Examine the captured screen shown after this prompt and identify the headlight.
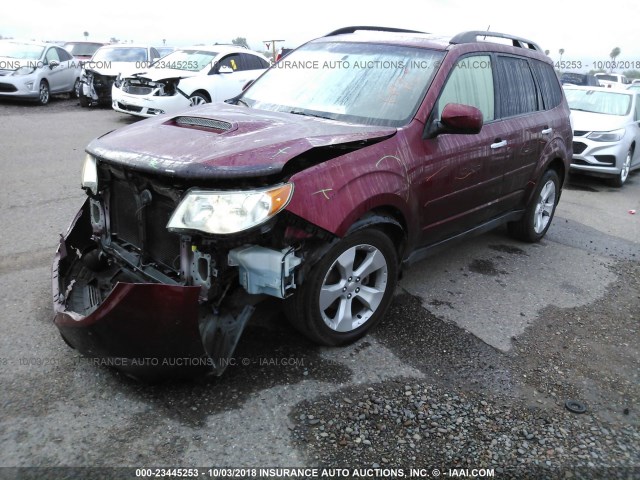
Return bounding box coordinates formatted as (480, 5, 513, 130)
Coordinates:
(167, 184, 294, 235)
(81, 154, 98, 195)
(12, 66, 36, 76)
(587, 128, 625, 142)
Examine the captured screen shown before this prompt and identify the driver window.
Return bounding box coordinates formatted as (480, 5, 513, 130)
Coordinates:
(437, 55, 494, 121)
(45, 48, 61, 64)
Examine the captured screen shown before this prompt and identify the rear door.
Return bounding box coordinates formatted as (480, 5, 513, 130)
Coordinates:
(493, 55, 548, 208)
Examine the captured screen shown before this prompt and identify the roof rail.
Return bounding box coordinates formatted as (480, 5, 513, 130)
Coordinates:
(325, 26, 427, 37)
(449, 31, 542, 52)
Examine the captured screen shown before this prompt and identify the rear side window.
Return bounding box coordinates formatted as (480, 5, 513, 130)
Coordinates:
(438, 55, 495, 121)
(531, 60, 563, 110)
(496, 56, 538, 117)
(242, 54, 268, 70)
(57, 47, 73, 62)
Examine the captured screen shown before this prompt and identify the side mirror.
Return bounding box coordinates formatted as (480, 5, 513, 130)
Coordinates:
(426, 103, 483, 138)
(49, 60, 60, 69)
(218, 65, 233, 74)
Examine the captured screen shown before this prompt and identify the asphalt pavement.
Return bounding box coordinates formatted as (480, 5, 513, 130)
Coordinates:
(0, 96, 637, 477)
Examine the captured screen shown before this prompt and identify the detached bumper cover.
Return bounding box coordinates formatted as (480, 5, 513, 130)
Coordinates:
(52, 201, 252, 379)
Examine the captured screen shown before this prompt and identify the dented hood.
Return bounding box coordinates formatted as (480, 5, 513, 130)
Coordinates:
(87, 103, 397, 179)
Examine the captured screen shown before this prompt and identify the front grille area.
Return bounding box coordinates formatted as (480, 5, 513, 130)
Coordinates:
(109, 179, 180, 270)
(573, 142, 587, 154)
(116, 102, 143, 113)
(123, 85, 153, 95)
(0, 83, 17, 92)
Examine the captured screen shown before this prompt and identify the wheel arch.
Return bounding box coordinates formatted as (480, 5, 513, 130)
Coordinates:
(190, 89, 211, 102)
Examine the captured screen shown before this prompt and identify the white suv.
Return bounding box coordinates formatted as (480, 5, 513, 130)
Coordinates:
(111, 45, 269, 117)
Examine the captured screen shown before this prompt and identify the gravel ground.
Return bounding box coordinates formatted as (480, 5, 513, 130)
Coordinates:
(291, 261, 640, 478)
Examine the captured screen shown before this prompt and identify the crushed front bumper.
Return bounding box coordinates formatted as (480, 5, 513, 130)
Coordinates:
(111, 87, 190, 117)
(52, 200, 254, 380)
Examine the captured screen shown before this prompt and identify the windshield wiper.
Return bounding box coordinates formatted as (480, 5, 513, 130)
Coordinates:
(288, 110, 334, 120)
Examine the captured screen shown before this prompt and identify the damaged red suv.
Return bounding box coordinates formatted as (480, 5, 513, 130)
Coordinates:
(53, 27, 572, 378)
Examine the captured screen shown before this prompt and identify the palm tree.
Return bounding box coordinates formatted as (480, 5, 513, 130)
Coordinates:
(610, 47, 621, 72)
(83, 31, 89, 40)
(558, 48, 564, 63)
(544, 49, 550, 56)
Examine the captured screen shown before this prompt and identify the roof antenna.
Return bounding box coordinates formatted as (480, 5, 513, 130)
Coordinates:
(484, 25, 490, 40)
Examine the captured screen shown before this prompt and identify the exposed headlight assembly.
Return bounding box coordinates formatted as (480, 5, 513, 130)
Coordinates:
(167, 184, 294, 235)
(81, 153, 98, 195)
(587, 128, 625, 142)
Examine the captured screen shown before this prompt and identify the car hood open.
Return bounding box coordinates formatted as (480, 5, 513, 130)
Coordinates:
(87, 104, 397, 179)
(126, 68, 200, 82)
(85, 62, 147, 78)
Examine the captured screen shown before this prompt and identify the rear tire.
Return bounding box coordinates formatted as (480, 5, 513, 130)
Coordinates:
(284, 228, 398, 346)
(508, 169, 560, 242)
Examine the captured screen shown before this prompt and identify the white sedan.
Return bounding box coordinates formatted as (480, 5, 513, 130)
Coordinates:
(111, 45, 269, 117)
(565, 86, 640, 187)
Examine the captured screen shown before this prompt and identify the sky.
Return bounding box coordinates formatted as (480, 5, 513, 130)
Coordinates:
(2, 0, 639, 71)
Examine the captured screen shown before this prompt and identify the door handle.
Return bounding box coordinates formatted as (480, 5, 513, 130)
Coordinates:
(491, 140, 507, 149)
(541, 127, 553, 134)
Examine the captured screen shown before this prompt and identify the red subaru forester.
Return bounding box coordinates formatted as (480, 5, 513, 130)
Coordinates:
(53, 27, 572, 378)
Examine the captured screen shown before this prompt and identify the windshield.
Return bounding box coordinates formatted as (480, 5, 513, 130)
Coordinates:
(92, 47, 148, 62)
(0, 42, 44, 60)
(151, 49, 218, 71)
(595, 74, 619, 82)
(241, 41, 444, 127)
(565, 89, 631, 116)
(64, 42, 103, 56)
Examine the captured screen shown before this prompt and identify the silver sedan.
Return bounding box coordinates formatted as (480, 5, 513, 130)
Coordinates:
(0, 41, 81, 105)
(565, 86, 640, 187)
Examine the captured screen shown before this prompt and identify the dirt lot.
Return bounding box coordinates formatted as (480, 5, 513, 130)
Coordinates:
(0, 96, 638, 479)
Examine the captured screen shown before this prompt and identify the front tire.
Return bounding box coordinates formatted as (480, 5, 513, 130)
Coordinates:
(284, 228, 398, 346)
(37, 80, 50, 105)
(72, 78, 81, 99)
(78, 85, 90, 107)
(609, 149, 632, 188)
(508, 169, 560, 242)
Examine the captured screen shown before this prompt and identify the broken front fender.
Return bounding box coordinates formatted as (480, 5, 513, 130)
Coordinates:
(52, 200, 253, 380)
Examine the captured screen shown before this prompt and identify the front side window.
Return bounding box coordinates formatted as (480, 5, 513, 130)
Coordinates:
(242, 41, 444, 127)
(45, 47, 60, 64)
(496, 56, 538, 117)
(437, 55, 494, 121)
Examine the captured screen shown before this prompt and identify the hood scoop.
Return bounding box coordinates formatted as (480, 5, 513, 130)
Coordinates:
(171, 116, 234, 133)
